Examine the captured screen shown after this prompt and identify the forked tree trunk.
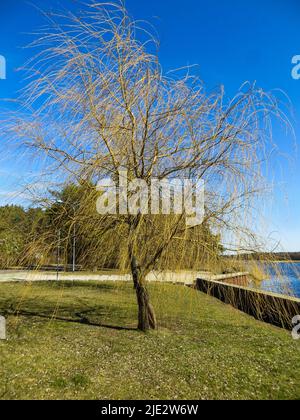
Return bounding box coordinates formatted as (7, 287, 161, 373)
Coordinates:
(131, 256, 157, 332)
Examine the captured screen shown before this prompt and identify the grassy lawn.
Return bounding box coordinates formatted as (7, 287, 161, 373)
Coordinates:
(0, 281, 299, 400)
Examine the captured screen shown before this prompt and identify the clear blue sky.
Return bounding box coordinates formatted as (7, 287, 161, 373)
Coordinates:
(0, 0, 300, 251)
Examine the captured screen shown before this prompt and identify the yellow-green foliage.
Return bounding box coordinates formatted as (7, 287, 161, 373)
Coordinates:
(249, 263, 268, 283)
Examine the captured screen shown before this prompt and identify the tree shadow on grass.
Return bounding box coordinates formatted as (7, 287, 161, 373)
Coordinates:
(4, 308, 137, 332)
(1, 301, 137, 332)
(43, 281, 130, 292)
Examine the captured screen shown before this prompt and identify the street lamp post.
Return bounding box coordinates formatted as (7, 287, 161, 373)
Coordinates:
(56, 229, 61, 281)
(72, 222, 76, 272)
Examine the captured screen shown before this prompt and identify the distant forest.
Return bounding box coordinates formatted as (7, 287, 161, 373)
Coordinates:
(238, 252, 300, 262)
(0, 185, 222, 270)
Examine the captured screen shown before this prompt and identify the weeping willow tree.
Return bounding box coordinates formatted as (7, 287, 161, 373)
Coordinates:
(4, 1, 289, 331)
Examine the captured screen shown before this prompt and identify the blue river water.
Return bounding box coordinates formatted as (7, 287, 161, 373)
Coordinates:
(254, 263, 300, 299)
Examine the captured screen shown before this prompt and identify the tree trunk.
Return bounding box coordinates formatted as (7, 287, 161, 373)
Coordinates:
(131, 256, 157, 332)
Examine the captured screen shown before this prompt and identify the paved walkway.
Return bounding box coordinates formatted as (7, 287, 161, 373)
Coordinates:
(0, 270, 249, 286)
(0, 270, 203, 285)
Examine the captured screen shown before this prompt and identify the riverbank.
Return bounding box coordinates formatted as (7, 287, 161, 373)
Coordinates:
(0, 281, 300, 400)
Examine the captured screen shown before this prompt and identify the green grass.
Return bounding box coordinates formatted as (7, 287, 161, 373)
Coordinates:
(0, 281, 299, 400)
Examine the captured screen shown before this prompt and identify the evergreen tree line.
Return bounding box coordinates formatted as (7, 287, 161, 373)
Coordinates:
(0, 185, 222, 271)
